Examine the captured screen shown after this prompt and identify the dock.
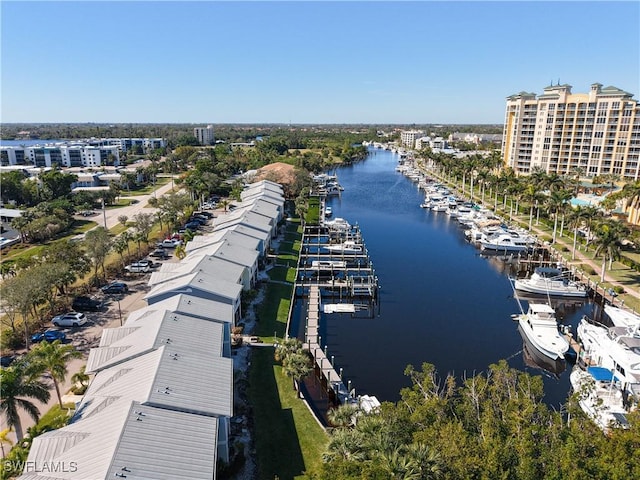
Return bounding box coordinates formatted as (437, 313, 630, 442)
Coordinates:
(305, 286, 352, 405)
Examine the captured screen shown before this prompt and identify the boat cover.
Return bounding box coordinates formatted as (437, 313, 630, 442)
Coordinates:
(587, 366, 619, 382)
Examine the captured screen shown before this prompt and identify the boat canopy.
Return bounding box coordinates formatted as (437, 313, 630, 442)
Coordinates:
(587, 366, 620, 382)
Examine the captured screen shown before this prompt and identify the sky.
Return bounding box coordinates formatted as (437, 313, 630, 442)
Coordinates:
(1, 1, 639, 124)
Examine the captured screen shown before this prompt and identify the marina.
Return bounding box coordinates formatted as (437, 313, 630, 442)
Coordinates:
(294, 146, 598, 409)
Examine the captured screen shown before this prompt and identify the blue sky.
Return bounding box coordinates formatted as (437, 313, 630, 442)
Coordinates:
(2, 1, 638, 124)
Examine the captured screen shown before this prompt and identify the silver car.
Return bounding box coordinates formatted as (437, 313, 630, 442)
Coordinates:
(52, 312, 87, 327)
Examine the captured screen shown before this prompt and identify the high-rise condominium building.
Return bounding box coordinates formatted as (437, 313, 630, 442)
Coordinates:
(194, 125, 215, 145)
(502, 83, 640, 179)
(400, 130, 423, 149)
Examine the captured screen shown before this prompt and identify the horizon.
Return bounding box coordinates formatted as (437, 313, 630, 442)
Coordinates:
(2, 1, 638, 124)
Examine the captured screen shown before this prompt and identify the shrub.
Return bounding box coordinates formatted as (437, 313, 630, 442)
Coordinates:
(613, 285, 625, 295)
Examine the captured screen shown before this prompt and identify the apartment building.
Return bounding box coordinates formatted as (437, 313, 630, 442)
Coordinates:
(194, 125, 215, 145)
(0, 144, 120, 168)
(502, 83, 640, 179)
(400, 130, 424, 149)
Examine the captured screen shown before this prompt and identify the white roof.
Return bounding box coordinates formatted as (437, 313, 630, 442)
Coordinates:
(126, 294, 234, 325)
(22, 400, 219, 480)
(149, 254, 245, 287)
(233, 200, 280, 221)
(185, 230, 262, 254)
(240, 189, 285, 205)
(144, 270, 242, 304)
(244, 179, 283, 194)
(86, 311, 226, 373)
(207, 240, 259, 270)
(213, 212, 273, 234)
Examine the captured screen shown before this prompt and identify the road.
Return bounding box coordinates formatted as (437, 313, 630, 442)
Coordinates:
(89, 177, 179, 231)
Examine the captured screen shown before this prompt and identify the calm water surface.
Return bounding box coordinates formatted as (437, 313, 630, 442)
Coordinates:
(315, 147, 596, 408)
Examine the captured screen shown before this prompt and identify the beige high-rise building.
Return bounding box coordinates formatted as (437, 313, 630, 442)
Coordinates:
(502, 83, 640, 179)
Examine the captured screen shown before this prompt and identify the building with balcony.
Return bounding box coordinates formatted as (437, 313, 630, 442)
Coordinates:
(194, 125, 215, 145)
(400, 130, 424, 149)
(502, 82, 640, 179)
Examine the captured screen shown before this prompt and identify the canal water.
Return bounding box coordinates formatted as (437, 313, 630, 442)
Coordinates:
(314, 147, 597, 408)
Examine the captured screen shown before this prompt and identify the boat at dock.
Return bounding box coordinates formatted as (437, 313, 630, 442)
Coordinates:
(323, 241, 364, 254)
(480, 230, 535, 253)
(513, 303, 570, 361)
(514, 266, 588, 298)
(604, 305, 640, 329)
(570, 366, 631, 433)
(311, 260, 347, 270)
(577, 317, 640, 391)
(325, 206, 333, 218)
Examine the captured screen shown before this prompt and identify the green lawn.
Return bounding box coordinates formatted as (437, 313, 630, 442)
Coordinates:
(248, 348, 327, 480)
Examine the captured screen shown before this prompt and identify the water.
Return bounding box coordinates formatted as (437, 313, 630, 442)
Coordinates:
(312, 147, 596, 409)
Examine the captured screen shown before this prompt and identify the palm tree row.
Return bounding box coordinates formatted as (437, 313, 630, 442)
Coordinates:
(419, 150, 633, 284)
(1, 340, 81, 443)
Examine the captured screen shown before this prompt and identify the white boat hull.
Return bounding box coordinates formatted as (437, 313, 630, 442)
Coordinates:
(514, 279, 588, 298)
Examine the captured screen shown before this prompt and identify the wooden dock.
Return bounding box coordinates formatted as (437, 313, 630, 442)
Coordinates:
(305, 286, 351, 405)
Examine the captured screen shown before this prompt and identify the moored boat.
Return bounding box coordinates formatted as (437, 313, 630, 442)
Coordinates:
(514, 303, 569, 360)
(570, 366, 631, 433)
(324, 241, 364, 254)
(514, 267, 588, 298)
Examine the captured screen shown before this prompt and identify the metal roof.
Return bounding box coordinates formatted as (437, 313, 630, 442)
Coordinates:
(126, 294, 234, 324)
(208, 240, 259, 270)
(144, 270, 242, 304)
(86, 311, 226, 373)
(213, 214, 272, 235)
(149, 254, 245, 287)
(186, 230, 262, 254)
(243, 179, 283, 194)
(240, 190, 285, 207)
(234, 201, 280, 222)
(22, 399, 219, 480)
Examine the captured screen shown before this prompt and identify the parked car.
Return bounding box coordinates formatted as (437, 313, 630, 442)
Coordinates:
(194, 211, 214, 219)
(184, 221, 201, 231)
(157, 239, 182, 248)
(150, 248, 170, 259)
(31, 329, 67, 343)
(125, 262, 151, 273)
(1, 355, 16, 367)
(101, 281, 129, 294)
(72, 296, 103, 312)
(51, 312, 87, 327)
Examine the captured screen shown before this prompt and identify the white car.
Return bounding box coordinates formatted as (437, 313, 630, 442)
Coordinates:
(124, 262, 151, 273)
(52, 312, 87, 327)
(157, 239, 182, 248)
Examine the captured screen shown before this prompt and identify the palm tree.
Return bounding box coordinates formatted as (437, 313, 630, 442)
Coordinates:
(0, 361, 51, 441)
(567, 205, 588, 260)
(406, 443, 442, 479)
(546, 189, 573, 243)
(327, 403, 360, 428)
(70, 366, 90, 395)
(0, 427, 14, 457)
(282, 350, 312, 397)
(322, 428, 367, 462)
(592, 220, 627, 282)
(30, 340, 82, 408)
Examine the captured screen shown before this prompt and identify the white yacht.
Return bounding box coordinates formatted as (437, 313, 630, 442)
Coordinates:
(604, 305, 640, 329)
(324, 241, 363, 254)
(480, 230, 535, 252)
(570, 366, 631, 433)
(311, 260, 347, 270)
(577, 318, 640, 390)
(514, 267, 588, 298)
(514, 303, 569, 360)
(324, 217, 351, 232)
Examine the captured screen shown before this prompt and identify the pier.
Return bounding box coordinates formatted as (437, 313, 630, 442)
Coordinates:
(304, 286, 352, 406)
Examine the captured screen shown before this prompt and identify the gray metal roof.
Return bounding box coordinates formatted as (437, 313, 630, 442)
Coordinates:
(213, 213, 273, 235)
(244, 179, 283, 194)
(86, 311, 226, 373)
(234, 201, 280, 222)
(126, 294, 234, 324)
(22, 399, 219, 480)
(186, 229, 262, 254)
(208, 241, 259, 270)
(144, 271, 242, 304)
(149, 253, 245, 287)
(240, 189, 285, 206)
